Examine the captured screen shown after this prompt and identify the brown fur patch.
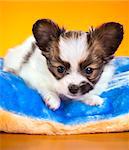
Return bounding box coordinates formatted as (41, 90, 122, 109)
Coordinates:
(46, 42, 70, 80)
(32, 19, 65, 56)
(79, 55, 104, 84)
(22, 43, 36, 64)
(32, 19, 73, 80)
(79, 22, 124, 84)
(19, 43, 36, 72)
(32, 19, 72, 79)
(87, 22, 123, 58)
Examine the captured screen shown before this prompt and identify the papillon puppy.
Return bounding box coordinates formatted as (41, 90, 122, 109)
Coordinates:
(3, 19, 123, 110)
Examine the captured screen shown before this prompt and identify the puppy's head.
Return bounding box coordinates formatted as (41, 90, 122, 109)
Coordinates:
(32, 19, 123, 99)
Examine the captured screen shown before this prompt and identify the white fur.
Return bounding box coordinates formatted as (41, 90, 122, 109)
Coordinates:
(58, 32, 92, 90)
(3, 35, 114, 110)
(59, 32, 88, 70)
(4, 36, 35, 73)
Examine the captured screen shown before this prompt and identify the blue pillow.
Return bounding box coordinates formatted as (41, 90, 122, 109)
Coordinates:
(0, 57, 129, 134)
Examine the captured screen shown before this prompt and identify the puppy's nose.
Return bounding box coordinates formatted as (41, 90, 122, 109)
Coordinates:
(68, 84, 79, 94)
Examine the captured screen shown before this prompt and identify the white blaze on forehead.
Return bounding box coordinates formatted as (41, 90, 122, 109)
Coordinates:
(59, 32, 88, 69)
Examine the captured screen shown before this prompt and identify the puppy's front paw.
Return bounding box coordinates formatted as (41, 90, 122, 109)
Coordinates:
(44, 93, 60, 110)
(83, 95, 104, 106)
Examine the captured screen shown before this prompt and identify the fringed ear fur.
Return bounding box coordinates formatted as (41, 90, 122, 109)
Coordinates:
(32, 19, 65, 57)
(87, 22, 124, 61)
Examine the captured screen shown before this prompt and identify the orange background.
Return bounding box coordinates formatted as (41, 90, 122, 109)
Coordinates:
(0, 0, 129, 57)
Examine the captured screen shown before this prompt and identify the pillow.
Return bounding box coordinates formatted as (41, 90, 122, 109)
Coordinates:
(0, 57, 129, 135)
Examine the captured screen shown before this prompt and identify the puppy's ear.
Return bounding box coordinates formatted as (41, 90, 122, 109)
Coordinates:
(32, 19, 64, 56)
(87, 22, 124, 61)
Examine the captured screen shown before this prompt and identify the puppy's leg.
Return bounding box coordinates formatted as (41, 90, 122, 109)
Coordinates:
(34, 87, 61, 110)
(20, 70, 61, 110)
(20, 72, 61, 110)
(43, 91, 61, 110)
(81, 95, 104, 106)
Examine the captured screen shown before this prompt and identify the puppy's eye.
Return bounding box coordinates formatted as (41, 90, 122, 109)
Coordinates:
(57, 66, 66, 73)
(84, 67, 93, 74)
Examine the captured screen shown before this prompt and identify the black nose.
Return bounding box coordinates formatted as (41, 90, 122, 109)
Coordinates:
(68, 84, 79, 94)
(79, 81, 93, 94)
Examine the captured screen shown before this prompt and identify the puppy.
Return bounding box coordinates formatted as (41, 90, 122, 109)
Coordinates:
(3, 19, 123, 110)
